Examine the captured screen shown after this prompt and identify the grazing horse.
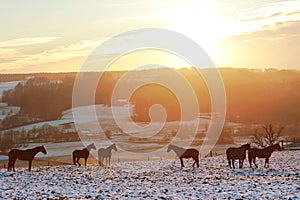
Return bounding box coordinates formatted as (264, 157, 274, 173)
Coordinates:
(167, 144, 199, 168)
(8, 146, 47, 172)
(98, 144, 117, 166)
(248, 143, 281, 168)
(72, 143, 96, 166)
(226, 143, 250, 169)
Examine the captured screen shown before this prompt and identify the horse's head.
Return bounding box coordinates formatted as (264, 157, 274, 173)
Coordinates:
(112, 144, 117, 151)
(91, 143, 97, 150)
(167, 145, 172, 152)
(40, 146, 47, 154)
(275, 143, 282, 151)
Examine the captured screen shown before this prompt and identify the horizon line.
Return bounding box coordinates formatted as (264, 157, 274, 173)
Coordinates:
(0, 67, 299, 75)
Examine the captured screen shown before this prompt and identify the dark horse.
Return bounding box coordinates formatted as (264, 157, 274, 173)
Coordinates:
(98, 144, 117, 166)
(226, 143, 250, 169)
(248, 143, 281, 168)
(72, 143, 96, 166)
(8, 145, 47, 172)
(167, 144, 199, 168)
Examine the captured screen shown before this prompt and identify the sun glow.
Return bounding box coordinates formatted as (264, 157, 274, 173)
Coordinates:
(167, 6, 225, 56)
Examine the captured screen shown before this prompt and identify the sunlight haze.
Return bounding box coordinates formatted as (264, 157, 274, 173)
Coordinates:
(0, 0, 299, 73)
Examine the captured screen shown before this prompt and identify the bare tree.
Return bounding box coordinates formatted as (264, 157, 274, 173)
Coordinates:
(252, 129, 265, 148)
(251, 124, 284, 147)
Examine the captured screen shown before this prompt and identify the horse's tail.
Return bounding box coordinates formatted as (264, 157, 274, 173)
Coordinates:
(72, 151, 76, 165)
(7, 151, 12, 171)
(7, 161, 10, 171)
(195, 150, 200, 168)
(196, 157, 200, 168)
(98, 152, 102, 166)
(226, 148, 231, 159)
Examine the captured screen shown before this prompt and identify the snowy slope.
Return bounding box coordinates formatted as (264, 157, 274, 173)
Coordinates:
(0, 81, 21, 99)
(0, 151, 299, 199)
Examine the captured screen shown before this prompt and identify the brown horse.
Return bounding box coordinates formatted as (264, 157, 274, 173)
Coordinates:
(248, 143, 281, 168)
(72, 143, 96, 166)
(226, 143, 250, 169)
(167, 144, 199, 168)
(8, 145, 47, 172)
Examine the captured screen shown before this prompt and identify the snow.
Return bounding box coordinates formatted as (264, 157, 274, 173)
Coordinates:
(0, 81, 21, 99)
(0, 151, 299, 199)
(8, 119, 74, 131)
(0, 80, 22, 119)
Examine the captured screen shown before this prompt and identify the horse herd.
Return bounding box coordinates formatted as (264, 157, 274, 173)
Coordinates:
(7, 143, 117, 172)
(6, 143, 281, 172)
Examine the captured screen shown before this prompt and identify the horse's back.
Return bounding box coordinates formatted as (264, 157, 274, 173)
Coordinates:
(73, 149, 89, 158)
(226, 147, 246, 159)
(98, 148, 104, 155)
(8, 149, 18, 155)
(72, 149, 78, 155)
(182, 148, 199, 158)
(226, 147, 235, 159)
(249, 148, 272, 158)
(8, 149, 19, 159)
(9, 149, 34, 160)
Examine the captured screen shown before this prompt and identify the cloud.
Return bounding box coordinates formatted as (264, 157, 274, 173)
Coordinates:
(216, 19, 300, 69)
(0, 37, 61, 48)
(230, 1, 300, 35)
(237, 1, 300, 21)
(0, 38, 105, 72)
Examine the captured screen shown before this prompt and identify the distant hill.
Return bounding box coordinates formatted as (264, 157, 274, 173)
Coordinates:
(0, 68, 299, 126)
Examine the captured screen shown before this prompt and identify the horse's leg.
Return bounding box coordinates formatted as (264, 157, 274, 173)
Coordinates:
(180, 158, 184, 168)
(241, 159, 244, 168)
(12, 160, 16, 172)
(109, 156, 111, 166)
(232, 159, 235, 169)
(228, 159, 231, 169)
(84, 157, 87, 167)
(77, 158, 81, 166)
(98, 156, 101, 166)
(28, 160, 32, 171)
(248, 155, 252, 168)
(100, 157, 103, 166)
(98, 154, 101, 166)
(192, 158, 199, 168)
(73, 154, 76, 166)
(239, 159, 243, 168)
(253, 157, 258, 168)
(7, 157, 12, 172)
(265, 158, 269, 168)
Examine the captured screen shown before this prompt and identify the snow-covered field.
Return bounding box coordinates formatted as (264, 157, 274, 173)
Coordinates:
(0, 81, 21, 99)
(0, 151, 299, 199)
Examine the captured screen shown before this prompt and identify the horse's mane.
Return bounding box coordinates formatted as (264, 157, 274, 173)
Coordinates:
(30, 146, 44, 150)
(266, 143, 280, 149)
(170, 144, 185, 150)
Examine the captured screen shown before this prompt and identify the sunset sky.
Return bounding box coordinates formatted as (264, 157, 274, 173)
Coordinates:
(0, 0, 299, 73)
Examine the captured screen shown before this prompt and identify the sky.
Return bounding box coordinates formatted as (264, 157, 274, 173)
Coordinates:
(0, 0, 299, 73)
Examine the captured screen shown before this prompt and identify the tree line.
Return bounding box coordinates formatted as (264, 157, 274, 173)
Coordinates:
(1, 68, 300, 128)
(0, 124, 79, 154)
